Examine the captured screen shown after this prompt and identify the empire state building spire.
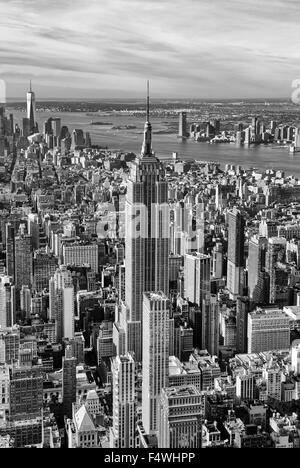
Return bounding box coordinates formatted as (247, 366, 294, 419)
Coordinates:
(141, 80, 153, 158)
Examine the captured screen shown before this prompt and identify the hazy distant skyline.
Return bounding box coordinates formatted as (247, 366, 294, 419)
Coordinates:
(0, 0, 299, 99)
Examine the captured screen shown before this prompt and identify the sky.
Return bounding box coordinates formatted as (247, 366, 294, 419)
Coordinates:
(0, 0, 299, 99)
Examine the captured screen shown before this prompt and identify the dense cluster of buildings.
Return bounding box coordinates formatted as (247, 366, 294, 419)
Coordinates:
(178, 111, 300, 149)
(1, 85, 300, 449)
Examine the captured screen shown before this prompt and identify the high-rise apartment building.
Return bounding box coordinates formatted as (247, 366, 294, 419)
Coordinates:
(142, 292, 169, 435)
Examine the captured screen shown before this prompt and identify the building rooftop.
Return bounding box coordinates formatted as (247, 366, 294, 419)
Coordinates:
(74, 405, 95, 432)
(163, 385, 200, 398)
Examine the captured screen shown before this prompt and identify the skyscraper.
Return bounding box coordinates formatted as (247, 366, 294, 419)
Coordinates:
(248, 235, 268, 302)
(14, 225, 33, 292)
(265, 237, 287, 304)
(110, 353, 136, 448)
(184, 252, 211, 306)
(226, 208, 245, 298)
(0, 276, 15, 328)
(121, 83, 169, 361)
(178, 112, 188, 139)
(247, 307, 290, 353)
(158, 385, 202, 448)
(62, 346, 77, 419)
(236, 296, 250, 354)
(27, 81, 36, 134)
(49, 266, 74, 342)
(142, 291, 169, 435)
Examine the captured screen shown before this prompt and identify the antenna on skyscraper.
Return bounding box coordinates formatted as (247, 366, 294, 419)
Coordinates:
(30, 80, 32, 92)
(147, 80, 150, 122)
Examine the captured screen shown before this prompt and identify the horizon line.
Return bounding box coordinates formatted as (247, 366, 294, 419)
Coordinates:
(3, 96, 294, 102)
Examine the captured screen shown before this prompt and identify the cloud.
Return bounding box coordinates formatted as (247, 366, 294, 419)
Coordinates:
(0, 0, 299, 98)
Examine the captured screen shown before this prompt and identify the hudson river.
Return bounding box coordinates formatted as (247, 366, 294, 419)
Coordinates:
(12, 110, 300, 177)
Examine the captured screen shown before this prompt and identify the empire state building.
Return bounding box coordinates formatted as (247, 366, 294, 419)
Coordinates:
(118, 84, 170, 361)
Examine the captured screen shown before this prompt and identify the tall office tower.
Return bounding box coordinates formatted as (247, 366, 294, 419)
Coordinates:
(51, 118, 61, 138)
(202, 294, 219, 356)
(251, 117, 258, 136)
(236, 296, 250, 353)
(212, 243, 223, 279)
(226, 208, 245, 299)
(294, 127, 300, 148)
(211, 119, 220, 134)
(6, 223, 15, 279)
(71, 129, 85, 149)
(110, 353, 136, 448)
(20, 285, 31, 319)
(158, 386, 202, 448)
(270, 121, 277, 134)
(248, 235, 268, 301)
(33, 250, 58, 293)
(9, 367, 43, 420)
(85, 132, 92, 148)
(266, 237, 287, 304)
(22, 117, 30, 137)
(291, 341, 300, 375)
(247, 307, 290, 353)
(0, 276, 15, 328)
(122, 85, 169, 361)
(43, 118, 53, 135)
(244, 126, 251, 146)
(60, 125, 70, 140)
(235, 131, 245, 146)
(49, 266, 74, 342)
(27, 213, 40, 250)
(142, 292, 169, 435)
(178, 112, 188, 138)
(14, 225, 33, 292)
(62, 349, 77, 419)
(184, 252, 211, 306)
(26, 81, 36, 134)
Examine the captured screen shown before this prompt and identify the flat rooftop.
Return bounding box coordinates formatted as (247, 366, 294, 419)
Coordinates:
(163, 385, 200, 398)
